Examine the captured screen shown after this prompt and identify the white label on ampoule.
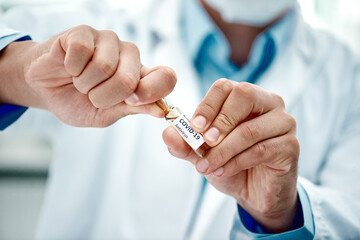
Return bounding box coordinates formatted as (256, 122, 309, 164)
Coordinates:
(171, 114, 205, 150)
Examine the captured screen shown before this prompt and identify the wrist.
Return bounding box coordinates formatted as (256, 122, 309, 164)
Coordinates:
(0, 40, 45, 109)
(257, 194, 299, 233)
(237, 191, 299, 233)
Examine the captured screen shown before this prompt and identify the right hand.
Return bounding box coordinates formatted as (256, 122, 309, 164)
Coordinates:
(163, 79, 299, 233)
(22, 25, 176, 127)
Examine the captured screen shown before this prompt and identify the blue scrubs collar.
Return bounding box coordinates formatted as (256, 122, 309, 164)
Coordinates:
(181, 0, 295, 89)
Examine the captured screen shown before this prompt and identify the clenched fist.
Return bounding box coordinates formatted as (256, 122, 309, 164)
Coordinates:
(0, 25, 176, 127)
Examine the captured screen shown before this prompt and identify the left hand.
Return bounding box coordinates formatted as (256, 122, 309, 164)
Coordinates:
(162, 79, 300, 233)
(0, 25, 176, 128)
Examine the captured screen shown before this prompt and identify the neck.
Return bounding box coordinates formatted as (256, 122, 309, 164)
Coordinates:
(199, 0, 281, 67)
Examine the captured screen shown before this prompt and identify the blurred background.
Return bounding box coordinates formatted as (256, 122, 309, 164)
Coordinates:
(0, 0, 359, 239)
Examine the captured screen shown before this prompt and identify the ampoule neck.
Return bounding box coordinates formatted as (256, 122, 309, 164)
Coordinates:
(165, 107, 182, 122)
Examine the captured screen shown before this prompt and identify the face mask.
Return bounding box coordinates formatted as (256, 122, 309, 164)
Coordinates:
(205, 0, 296, 26)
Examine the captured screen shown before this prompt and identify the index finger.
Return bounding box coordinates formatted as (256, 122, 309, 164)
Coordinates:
(191, 81, 284, 146)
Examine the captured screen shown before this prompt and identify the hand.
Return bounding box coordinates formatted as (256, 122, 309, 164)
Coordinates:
(162, 79, 299, 233)
(0, 25, 176, 127)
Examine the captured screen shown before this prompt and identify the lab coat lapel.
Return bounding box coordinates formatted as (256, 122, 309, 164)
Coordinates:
(258, 11, 315, 111)
(141, 4, 334, 239)
(144, 1, 320, 238)
(190, 185, 234, 240)
(152, 38, 203, 115)
(188, 14, 318, 238)
(148, 0, 203, 115)
(148, 0, 229, 237)
(183, 11, 321, 239)
(0, 27, 19, 37)
(148, 1, 315, 112)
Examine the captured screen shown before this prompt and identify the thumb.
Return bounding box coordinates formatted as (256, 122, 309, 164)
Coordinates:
(125, 65, 177, 106)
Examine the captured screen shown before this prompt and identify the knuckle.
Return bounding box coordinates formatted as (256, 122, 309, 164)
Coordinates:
(123, 41, 140, 56)
(279, 135, 300, 169)
(287, 135, 300, 155)
(241, 122, 261, 141)
(158, 66, 177, 90)
(70, 25, 94, 36)
(272, 93, 285, 108)
(285, 114, 297, 128)
(72, 77, 89, 94)
(217, 147, 227, 162)
(198, 101, 218, 119)
(213, 78, 228, 87)
(216, 112, 237, 129)
(76, 24, 94, 32)
(232, 158, 243, 174)
(234, 82, 255, 99)
(97, 59, 117, 78)
(71, 40, 93, 56)
(212, 78, 233, 95)
(253, 142, 267, 159)
(101, 30, 118, 39)
(119, 72, 138, 95)
(209, 147, 226, 169)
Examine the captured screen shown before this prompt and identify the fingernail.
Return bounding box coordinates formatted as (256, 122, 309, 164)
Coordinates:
(196, 158, 209, 173)
(213, 167, 224, 177)
(192, 115, 206, 130)
(125, 93, 139, 105)
(204, 127, 220, 142)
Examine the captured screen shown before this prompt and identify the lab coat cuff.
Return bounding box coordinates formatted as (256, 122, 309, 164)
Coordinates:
(0, 104, 28, 130)
(0, 32, 31, 130)
(0, 31, 31, 51)
(230, 183, 315, 239)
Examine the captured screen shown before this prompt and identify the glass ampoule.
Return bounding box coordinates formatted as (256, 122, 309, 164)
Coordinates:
(156, 98, 210, 157)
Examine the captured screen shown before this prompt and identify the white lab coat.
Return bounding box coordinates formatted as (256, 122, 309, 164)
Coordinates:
(2, 0, 360, 239)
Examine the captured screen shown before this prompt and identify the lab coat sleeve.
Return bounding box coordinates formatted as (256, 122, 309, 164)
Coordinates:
(230, 184, 314, 240)
(0, 104, 28, 130)
(0, 27, 30, 48)
(298, 67, 360, 239)
(0, 0, 128, 43)
(0, 28, 32, 130)
(0, 26, 62, 136)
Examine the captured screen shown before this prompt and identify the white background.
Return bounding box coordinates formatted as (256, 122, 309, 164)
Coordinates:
(0, 0, 359, 239)
(0, 0, 359, 50)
